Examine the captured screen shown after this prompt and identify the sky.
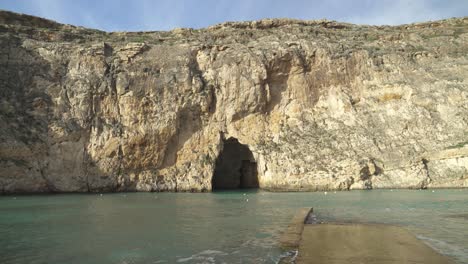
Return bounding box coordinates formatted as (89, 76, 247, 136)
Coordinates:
(0, 0, 467, 31)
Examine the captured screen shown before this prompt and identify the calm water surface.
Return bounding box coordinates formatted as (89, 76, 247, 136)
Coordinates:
(1, 189, 468, 264)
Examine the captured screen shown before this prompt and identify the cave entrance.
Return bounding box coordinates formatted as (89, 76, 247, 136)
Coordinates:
(212, 138, 259, 190)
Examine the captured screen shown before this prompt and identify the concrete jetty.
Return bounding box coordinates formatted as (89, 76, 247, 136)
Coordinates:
(281, 208, 455, 264)
(279, 207, 313, 249)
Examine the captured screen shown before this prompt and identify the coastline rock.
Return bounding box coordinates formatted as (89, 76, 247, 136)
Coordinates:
(0, 11, 467, 192)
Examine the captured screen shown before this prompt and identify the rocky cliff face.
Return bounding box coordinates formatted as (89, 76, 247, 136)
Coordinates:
(1, 11, 467, 193)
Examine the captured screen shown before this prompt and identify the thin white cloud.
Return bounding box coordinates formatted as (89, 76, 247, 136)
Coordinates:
(81, 12, 100, 29)
(2, 0, 467, 31)
(341, 0, 459, 25)
(27, 0, 100, 28)
(139, 0, 187, 30)
(29, 0, 67, 22)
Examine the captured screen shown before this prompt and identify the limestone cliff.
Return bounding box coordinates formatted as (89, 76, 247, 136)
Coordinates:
(1, 11, 467, 193)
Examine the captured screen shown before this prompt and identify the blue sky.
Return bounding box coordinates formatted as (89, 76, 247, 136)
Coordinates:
(1, 0, 467, 31)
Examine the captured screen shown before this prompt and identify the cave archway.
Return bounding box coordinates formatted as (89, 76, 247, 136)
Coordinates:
(212, 138, 259, 190)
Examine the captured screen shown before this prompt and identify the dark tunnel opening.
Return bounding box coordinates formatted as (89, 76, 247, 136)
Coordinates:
(212, 138, 259, 190)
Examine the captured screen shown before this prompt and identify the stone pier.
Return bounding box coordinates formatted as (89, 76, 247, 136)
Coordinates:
(281, 208, 455, 264)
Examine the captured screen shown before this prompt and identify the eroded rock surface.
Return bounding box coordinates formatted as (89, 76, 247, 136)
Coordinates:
(1, 11, 467, 193)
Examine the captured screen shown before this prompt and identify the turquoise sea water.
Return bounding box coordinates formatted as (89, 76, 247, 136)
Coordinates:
(1, 189, 467, 264)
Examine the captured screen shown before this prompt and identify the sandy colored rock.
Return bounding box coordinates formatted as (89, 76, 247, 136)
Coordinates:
(0, 11, 467, 193)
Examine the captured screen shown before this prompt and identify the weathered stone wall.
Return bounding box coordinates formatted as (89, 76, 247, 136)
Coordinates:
(0, 11, 467, 192)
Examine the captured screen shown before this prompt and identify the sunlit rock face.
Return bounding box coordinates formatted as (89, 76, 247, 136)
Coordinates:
(0, 11, 467, 193)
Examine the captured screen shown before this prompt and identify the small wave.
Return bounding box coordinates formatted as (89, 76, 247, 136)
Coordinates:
(176, 249, 228, 263)
(444, 213, 468, 220)
(416, 235, 468, 262)
(276, 249, 298, 264)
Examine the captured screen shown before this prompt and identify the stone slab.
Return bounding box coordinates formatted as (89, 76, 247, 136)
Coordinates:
(297, 223, 455, 264)
(279, 207, 313, 249)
